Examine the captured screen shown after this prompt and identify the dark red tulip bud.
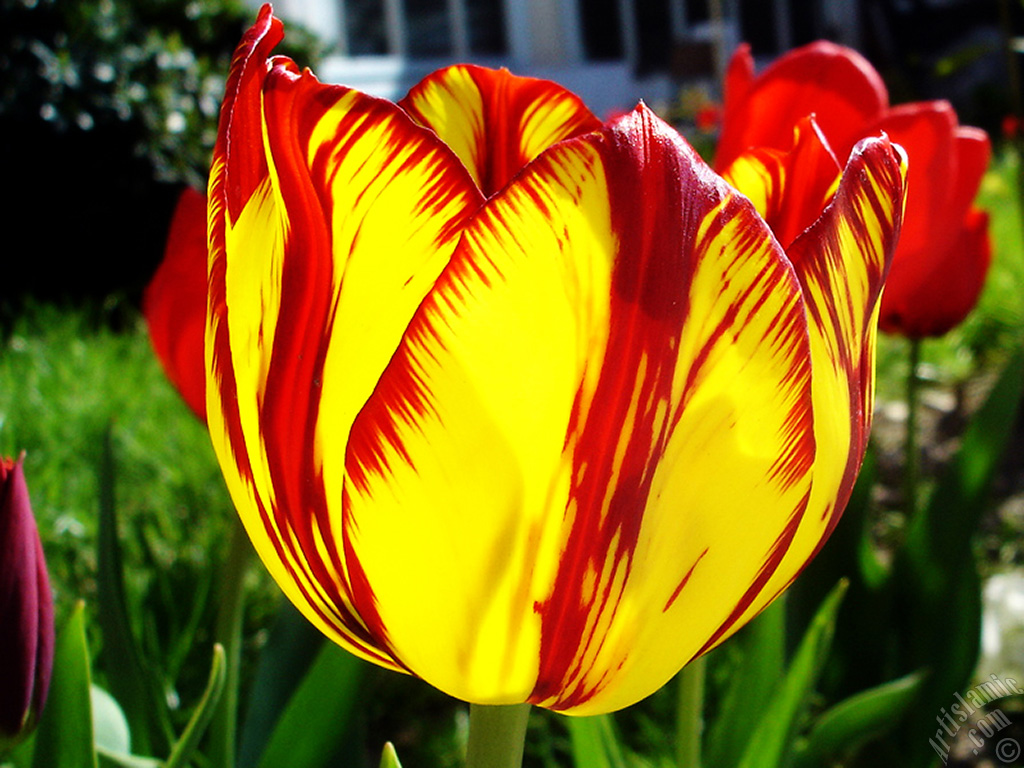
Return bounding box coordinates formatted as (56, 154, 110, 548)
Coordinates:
(0, 457, 54, 748)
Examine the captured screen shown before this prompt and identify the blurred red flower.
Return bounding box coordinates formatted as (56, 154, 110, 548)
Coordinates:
(144, 186, 208, 420)
(717, 42, 991, 338)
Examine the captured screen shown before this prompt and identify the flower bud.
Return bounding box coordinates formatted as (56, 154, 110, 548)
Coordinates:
(0, 457, 54, 747)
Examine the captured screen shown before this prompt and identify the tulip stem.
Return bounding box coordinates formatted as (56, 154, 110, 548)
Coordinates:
(905, 337, 922, 519)
(466, 703, 531, 768)
(208, 515, 254, 768)
(676, 655, 706, 768)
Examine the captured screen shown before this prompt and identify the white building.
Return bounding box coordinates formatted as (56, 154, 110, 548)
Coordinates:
(259, 0, 864, 117)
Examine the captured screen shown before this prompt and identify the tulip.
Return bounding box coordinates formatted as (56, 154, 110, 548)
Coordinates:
(145, 186, 209, 420)
(0, 457, 54, 748)
(872, 103, 991, 337)
(718, 41, 990, 339)
(203, 5, 905, 715)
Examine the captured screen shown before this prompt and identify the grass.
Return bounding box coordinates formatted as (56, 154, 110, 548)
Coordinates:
(0, 304, 284, 727)
(0, 305, 228, 607)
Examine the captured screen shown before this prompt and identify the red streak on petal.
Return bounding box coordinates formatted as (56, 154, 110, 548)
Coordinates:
(694, 491, 809, 657)
(663, 548, 709, 612)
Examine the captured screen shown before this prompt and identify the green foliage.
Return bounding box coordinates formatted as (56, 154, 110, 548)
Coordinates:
(792, 672, 925, 768)
(0, 0, 322, 187)
(97, 429, 172, 757)
(32, 602, 97, 768)
(0, 305, 235, 621)
(379, 743, 403, 768)
(704, 598, 785, 768)
(566, 715, 630, 768)
(734, 583, 846, 768)
(255, 643, 366, 768)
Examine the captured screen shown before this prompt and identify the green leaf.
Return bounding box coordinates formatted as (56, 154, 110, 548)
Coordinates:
(32, 601, 98, 768)
(904, 346, 1024, 592)
(207, 517, 255, 768)
(704, 597, 785, 768)
(735, 581, 847, 768)
(164, 644, 227, 768)
(565, 715, 629, 768)
(792, 671, 925, 767)
(895, 547, 982, 768)
(96, 429, 170, 756)
(377, 742, 402, 768)
(256, 643, 367, 768)
(891, 345, 1024, 767)
(95, 749, 162, 768)
(7, 731, 35, 767)
(238, 599, 326, 767)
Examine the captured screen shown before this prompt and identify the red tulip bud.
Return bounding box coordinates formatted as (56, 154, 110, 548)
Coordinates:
(0, 457, 54, 748)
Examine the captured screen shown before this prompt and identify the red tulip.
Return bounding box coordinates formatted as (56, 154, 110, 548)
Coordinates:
(718, 42, 991, 338)
(0, 457, 54, 747)
(144, 186, 209, 420)
(717, 42, 888, 171)
(873, 103, 991, 337)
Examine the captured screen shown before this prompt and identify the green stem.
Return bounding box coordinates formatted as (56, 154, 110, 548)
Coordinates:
(208, 516, 254, 768)
(676, 656, 706, 768)
(465, 703, 531, 768)
(904, 337, 922, 519)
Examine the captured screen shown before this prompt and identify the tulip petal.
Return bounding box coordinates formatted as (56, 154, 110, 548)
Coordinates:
(702, 136, 906, 652)
(873, 105, 991, 337)
(716, 41, 888, 171)
(0, 459, 45, 737)
(206, 9, 483, 670)
(948, 127, 991, 223)
(399, 65, 602, 196)
(881, 207, 991, 338)
(722, 116, 841, 250)
(144, 187, 209, 421)
(872, 102, 958, 261)
(342, 105, 818, 714)
(723, 43, 755, 123)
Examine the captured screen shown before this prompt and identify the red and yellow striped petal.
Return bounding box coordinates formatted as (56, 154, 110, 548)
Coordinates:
(203, 8, 909, 717)
(722, 116, 841, 251)
(205, 5, 483, 669)
(713, 135, 907, 639)
(399, 65, 602, 196)
(340, 104, 818, 714)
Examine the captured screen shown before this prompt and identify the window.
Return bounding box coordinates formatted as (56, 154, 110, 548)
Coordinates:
(342, 0, 506, 57)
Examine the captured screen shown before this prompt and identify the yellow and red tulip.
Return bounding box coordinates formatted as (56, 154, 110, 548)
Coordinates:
(0, 457, 54, 748)
(203, 6, 906, 715)
(145, 186, 209, 421)
(718, 41, 991, 339)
